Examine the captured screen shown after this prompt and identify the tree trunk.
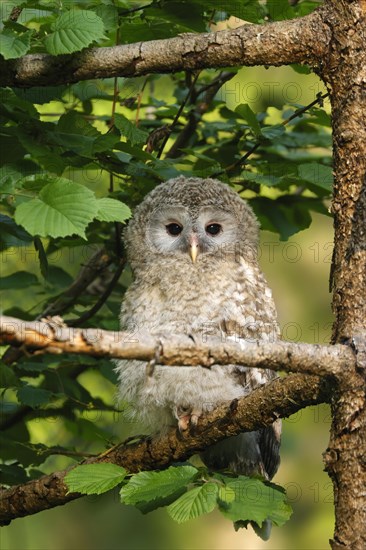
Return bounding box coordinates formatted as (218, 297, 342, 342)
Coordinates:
(319, 1, 366, 547)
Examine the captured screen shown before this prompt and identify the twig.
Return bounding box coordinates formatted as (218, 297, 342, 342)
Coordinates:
(157, 71, 201, 158)
(213, 92, 330, 177)
(67, 257, 126, 327)
(166, 71, 235, 159)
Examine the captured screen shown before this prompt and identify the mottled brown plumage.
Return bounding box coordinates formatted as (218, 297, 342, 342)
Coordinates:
(115, 176, 281, 538)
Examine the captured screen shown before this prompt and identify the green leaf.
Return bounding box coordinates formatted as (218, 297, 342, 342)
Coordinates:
(0, 214, 33, 250)
(114, 113, 149, 146)
(235, 104, 261, 136)
(120, 465, 198, 505)
(95, 198, 131, 223)
(0, 463, 29, 485)
(266, 0, 294, 20)
(1, 271, 38, 290)
(65, 464, 127, 495)
(13, 86, 67, 105)
(218, 476, 292, 528)
(14, 178, 98, 239)
(241, 170, 280, 187)
(298, 163, 333, 191)
(44, 10, 105, 55)
(0, 29, 33, 60)
(167, 482, 218, 523)
(16, 385, 53, 408)
(0, 362, 21, 388)
(93, 5, 119, 31)
(261, 124, 286, 140)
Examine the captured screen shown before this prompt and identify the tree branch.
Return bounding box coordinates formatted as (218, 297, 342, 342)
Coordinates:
(0, 11, 329, 88)
(0, 315, 355, 377)
(0, 372, 330, 526)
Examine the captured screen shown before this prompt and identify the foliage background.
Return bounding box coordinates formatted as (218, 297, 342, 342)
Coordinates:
(1, 1, 334, 548)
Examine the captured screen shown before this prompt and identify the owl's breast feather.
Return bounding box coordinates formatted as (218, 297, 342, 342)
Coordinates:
(115, 359, 250, 433)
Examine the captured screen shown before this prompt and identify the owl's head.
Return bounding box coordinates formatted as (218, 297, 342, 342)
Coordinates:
(124, 176, 259, 272)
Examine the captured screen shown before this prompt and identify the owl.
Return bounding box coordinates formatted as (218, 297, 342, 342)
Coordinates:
(115, 176, 281, 539)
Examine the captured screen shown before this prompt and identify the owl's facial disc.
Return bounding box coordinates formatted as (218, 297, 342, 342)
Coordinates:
(148, 205, 239, 262)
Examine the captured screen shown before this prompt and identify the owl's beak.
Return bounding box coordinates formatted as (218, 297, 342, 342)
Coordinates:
(189, 234, 199, 263)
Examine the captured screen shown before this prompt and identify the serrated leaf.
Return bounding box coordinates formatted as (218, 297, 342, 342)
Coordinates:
(298, 163, 333, 191)
(120, 465, 198, 505)
(167, 482, 218, 523)
(218, 476, 292, 527)
(0, 29, 33, 60)
(241, 170, 280, 187)
(16, 385, 53, 408)
(65, 464, 127, 495)
(14, 178, 98, 238)
(45, 10, 105, 55)
(95, 198, 131, 223)
(114, 113, 149, 146)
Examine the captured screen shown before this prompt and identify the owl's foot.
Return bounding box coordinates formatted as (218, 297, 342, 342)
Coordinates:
(175, 405, 202, 433)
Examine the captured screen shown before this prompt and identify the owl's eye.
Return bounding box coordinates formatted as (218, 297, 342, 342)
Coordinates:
(166, 223, 183, 236)
(205, 223, 222, 236)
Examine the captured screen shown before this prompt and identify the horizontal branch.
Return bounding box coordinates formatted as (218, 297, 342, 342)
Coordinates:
(0, 372, 329, 525)
(0, 11, 329, 88)
(0, 315, 355, 377)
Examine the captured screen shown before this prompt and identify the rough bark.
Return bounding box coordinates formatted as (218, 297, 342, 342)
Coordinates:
(0, 11, 329, 88)
(317, 1, 366, 548)
(0, 372, 329, 526)
(0, 315, 355, 376)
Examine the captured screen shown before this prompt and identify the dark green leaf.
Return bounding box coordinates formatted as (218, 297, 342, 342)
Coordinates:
(261, 124, 286, 140)
(114, 113, 149, 146)
(1, 271, 38, 289)
(298, 163, 333, 191)
(16, 385, 54, 408)
(235, 104, 261, 135)
(0, 362, 21, 388)
(34, 236, 49, 278)
(0, 463, 29, 485)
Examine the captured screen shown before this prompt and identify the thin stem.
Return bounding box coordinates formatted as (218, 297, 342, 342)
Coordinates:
(67, 257, 126, 327)
(157, 71, 201, 158)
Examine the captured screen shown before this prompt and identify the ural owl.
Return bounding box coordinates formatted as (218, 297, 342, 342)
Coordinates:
(116, 176, 281, 538)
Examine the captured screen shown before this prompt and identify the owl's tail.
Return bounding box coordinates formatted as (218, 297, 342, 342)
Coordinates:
(201, 429, 281, 541)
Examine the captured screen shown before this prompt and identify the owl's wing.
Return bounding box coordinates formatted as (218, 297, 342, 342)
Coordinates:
(202, 256, 281, 480)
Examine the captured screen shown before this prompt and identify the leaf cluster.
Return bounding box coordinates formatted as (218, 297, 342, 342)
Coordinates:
(65, 462, 292, 530)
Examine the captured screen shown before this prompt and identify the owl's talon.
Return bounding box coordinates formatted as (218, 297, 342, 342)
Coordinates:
(190, 413, 200, 426)
(175, 405, 202, 434)
(178, 415, 191, 433)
